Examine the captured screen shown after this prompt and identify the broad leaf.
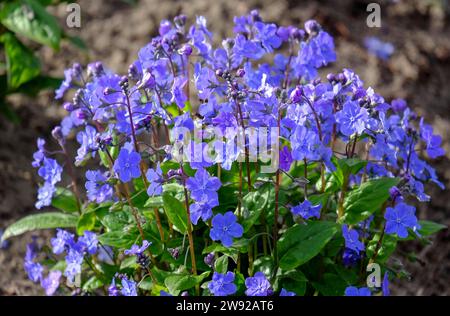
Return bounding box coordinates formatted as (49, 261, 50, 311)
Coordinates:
(341, 177, 400, 224)
(0, 0, 61, 49)
(214, 255, 228, 274)
(162, 192, 188, 234)
(0, 32, 40, 89)
(52, 187, 79, 213)
(278, 221, 338, 270)
(76, 211, 96, 235)
(418, 220, 447, 236)
(164, 271, 210, 295)
(1, 212, 78, 242)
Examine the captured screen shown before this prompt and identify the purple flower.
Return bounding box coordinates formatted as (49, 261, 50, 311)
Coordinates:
(279, 146, 293, 171)
(108, 279, 120, 296)
(113, 148, 142, 183)
(146, 163, 164, 197)
(35, 182, 56, 209)
(335, 101, 369, 136)
(364, 37, 394, 60)
(280, 288, 296, 296)
(76, 125, 99, 164)
(342, 248, 360, 267)
(124, 240, 151, 256)
(85, 170, 114, 203)
(384, 203, 419, 238)
(41, 270, 61, 296)
(77, 231, 98, 255)
(64, 248, 84, 283)
(51, 229, 74, 255)
(245, 272, 271, 296)
(38, 158, 62, 185)
(210, 212, 243, 247)
(420, 121, 445, 159)
(55, 67, 76, 99)
(190, 199, 217, 225)
(345, 286, 371, 296)
(291, 200, 321, 220)
(171, 77, 188, 109)
(208, 272, 237, 296)
(391, 98, 407, 113)
(24, 261, 43, 283)
(382, 272, 390, 296)
(32, 138, 46, 168)
(121, 277, 138, 296)
(186, 168, 221, 204)
(342, 225, 365, 254)
(253, 22, 282, 53)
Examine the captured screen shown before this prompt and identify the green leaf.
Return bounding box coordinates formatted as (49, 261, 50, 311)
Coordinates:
(97, 231, 138, 248)
(82, 276, 104, 291)
(0, 32, 40, 89)
(214, 255, 228, 274)
(341, 177, 400, 225)
(366, 233, 397, 263)
(76, 211, 96, 235)
(418, 220, 447, 236)
(241, 183, 271, 232)
(277, 270, 307, 296)
(1, 212, 78, 242)
(312, 273, 348, 296)
(100, 210, 133, 231)
(253, 256, 273, 276)
(13, 75, 61, 96)
(0, 0, 61, 49)
(162, 192, 188, 234)
(278, 221, 338, 270)
(164, 271, 210, 295)
(51, 187, 79, 213)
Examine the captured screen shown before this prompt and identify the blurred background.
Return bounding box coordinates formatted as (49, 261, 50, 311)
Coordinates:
(0, 0, 449, 295)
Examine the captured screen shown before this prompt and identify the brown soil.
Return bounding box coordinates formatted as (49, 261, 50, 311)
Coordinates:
(1, 0, 449, 295)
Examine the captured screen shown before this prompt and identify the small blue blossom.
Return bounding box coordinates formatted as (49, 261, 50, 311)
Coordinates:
(364, 37, 394, 60)
(280, 288, 296, 296)
(76, 125, 99, 164)
(186, 168, 221, 204)
(77, 231, 98, 255)
(342, 225, 365, 254)
(279, 146, 293, 171)
(24, 261, 43, 283)
(38, 158, 63, 185)
(146, 163, 164, 197)
(190, 199, 217, 225)
(51, 229, 74, 255)
(124, 240, 151, 256)
(41, 270, 61, 296)
(210, 212, 243, 247)
(64, 248, 84, 283)
(113, 148, 142, 183)
(345, 286, 371, 296)
(35, 182, 56, 209)
(32, 138, 46, 168)
(382, 272, 390, 296)
(208, 272, 237, 296)
(245, 272, 272, 296)
(108, 279, 120, 296)
(85, 170, 114, 203)
(121, 277, 138, 296)
(384, 203, 419, 238)
(336, 101, 369, 136)
(291, 200, 321, 219)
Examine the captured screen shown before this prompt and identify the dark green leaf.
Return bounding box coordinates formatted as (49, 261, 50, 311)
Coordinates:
(418, 220, 447, 236)
(342, 177, 400, 225)
(52, 187, 79, 213)
(366, 233, 397, 263)
(76, 211, 96, 235)
(278, 221, 338, 270)
(214, 255, 228, 274)
(97, 230, 138, 248)
(1, 212, 78, 242)
(241, 183, 271, 232)
(164, 271, 210, 295)
(0, 32, 40, 89)
(0, 0, 61, 49)
(162, 192, 188, 234)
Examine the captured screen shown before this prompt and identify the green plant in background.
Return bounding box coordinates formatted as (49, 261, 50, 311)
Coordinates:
(0, 0, 85, 122)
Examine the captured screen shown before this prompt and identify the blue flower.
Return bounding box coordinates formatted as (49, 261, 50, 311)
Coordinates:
(364, 37, 394, 60)
(76, 125, 99, 164)
(245, 272, 271, 296)
(280, 288, 296, 296)
(121, 277, 138, 296)
(41, 270, 61, 296)
(108, 279, 120, 296)
(208, 272, 237, 296)
(124, 240, 151, 256)
(291, 200, 321, 219)
(24, 261, 43, 283)
(146, 163, 164, 197)
(171, 77, 188, 109)
(77, 231, 98, 255)
(344, 286, 371, 296)
(384, 203, 419, 238)
(113, 148, 142, 183)
(38, 158, 62, 185)
(253, 22, 282, 53)
(35, 182, 56, 209)
(382, 272, 390, 296)
(51, 229, 74, 255)
(186, 168, 221, 204)
(342, 248, 360, 267)
(335, 101, 368, 136)
(279, 146, 293, 171)
(64, 248, 84, 283)
(190, 199, 217, 225)
(55, 67, 77, 100)
(85, 170, 114, 203)
(342, 225, 365, 254)
(32, 138, 46, 168)
(210, 212, 243, 247)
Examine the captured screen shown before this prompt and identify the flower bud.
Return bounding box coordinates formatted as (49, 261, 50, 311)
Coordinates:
(51, 126, 64, 145)
(63, 102, 76, 112)
(178, 44, 193, 56)
(204, 252, 215, 267)
(304, 20, 321, 36)
(236, 68, 245, 77)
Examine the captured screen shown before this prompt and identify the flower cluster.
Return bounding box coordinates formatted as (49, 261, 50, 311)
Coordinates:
(1, 10, 444, 297)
